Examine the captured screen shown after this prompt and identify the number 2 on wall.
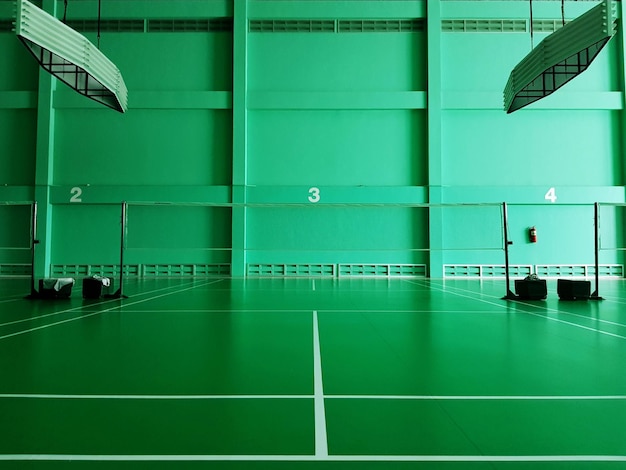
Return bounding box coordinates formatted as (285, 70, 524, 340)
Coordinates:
(544, 187, 557, 203)
(70, 187, 83, 203)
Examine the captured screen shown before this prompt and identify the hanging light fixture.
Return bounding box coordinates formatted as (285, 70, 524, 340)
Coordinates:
(504, 0, 617, 114)
(15, 0, 128, 113)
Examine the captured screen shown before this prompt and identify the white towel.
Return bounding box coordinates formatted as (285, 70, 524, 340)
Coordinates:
(54, 278, 75, 291)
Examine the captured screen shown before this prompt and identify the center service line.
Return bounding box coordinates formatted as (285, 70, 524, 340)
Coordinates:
(313, 310, 328, 458)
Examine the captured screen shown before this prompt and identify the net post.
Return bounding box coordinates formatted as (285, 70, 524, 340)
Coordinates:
(26, 201, 40, 299)
(502, 201, 518, 300)
(107, 201, 128, 299)
(590, 201, 603, 300)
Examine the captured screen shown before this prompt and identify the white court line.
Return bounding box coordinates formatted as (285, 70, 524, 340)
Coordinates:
(403, 280, 626, 340)
(0, 279, 203, 329)
(89, 309, 315, 314)
(428, 281, 626, 330)
(1, 454, 625, 462)
(0, 279, 223, 341)
(0, 394, 313, 400)
(1, 394, 624, 401)
(312, 310, 328, 458)
(325, 395, 626, 400)
(90, 309, 504, 315)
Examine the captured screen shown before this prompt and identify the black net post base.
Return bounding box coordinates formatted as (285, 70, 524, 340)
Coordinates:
(503, 290, 520, 300)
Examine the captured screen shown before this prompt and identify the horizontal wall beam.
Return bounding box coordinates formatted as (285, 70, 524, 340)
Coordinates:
(439, 186, 626, 205)
(442, 91, 623, 110)
(54, 91, 232, 110)
(7, 91, 622, 112)
(248, 91, 426, 110)
(8, 184, 617, 207)
(48, 185, 232, 205)
(246, 186, 428, 205)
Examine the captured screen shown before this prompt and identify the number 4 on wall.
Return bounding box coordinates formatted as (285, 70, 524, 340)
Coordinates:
(544, 187, 557, 203)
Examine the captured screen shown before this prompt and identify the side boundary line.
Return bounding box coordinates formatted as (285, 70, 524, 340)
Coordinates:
(0, 280, 223, 341)
(1, 394, 624, 401)
(403, 280, 626, 340)
(313, 310, 328, 458)
(0, 279, 204, 328)
(1, 454, 625, 462)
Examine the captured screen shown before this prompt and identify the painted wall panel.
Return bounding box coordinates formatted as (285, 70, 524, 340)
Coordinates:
(84, 33, 233, 92)
(441, 33, 620, 93)
(248, 110, 426, 186)
(246, 207, 428, 265)
(441, 110, 621, 187)
(51, 205, 122, 266)
(0, 35, 39, 92)
(249, 33, 425, 92)
(0, 205, 31, 264)
(51, 204, 232, 266)
(124, 205, 231, 264)
(0, 110, 37, 185)
(2, 0, 625, 278)
(53, 109, 232, 186)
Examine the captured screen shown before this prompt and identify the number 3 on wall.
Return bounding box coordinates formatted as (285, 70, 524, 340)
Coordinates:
(70, 187, 83, 203)
(308, 187, 320, 203)
(544, 187, 557, 203)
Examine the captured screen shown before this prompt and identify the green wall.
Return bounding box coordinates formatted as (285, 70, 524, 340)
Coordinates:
(1, 0, 625, 279)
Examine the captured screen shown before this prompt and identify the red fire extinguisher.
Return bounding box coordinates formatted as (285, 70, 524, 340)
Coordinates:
(529, 226, 537, 243)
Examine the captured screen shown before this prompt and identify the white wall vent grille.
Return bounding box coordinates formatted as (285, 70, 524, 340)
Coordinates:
(338, 264, 426, 277)
(531, 19, 569, 33)
(0, 20, 13, 32)
(66, 19, 146, 32)
(444, 265, 533, 278)
(442, 19, 526, 33)
(0, 264, 31, 277)
(65, 18, 233, 33)
(249, 19, 424, 33)
(249, 20, 336, 33)
(338, 19, 424, 33)
(444, 264, 623, 278)
(247, 263, 336, 276)
(51, 264, 139, 277)
(535, 264, 623, 278)
(148, 18, 233, 33)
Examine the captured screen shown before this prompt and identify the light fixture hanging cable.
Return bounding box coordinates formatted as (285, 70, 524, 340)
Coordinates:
(529, 0, 534, 49)
(97, 0, 101, 49)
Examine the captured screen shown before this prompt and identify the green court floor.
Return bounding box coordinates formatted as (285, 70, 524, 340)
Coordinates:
(1, 277, 626, 470)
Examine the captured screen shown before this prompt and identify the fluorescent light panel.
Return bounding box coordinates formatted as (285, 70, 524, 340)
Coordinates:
(16, 0, 128, 113)
(504, 0, 617, 114)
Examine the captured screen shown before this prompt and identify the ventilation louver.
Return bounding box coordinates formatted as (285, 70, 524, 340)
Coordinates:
(442, 19, 526, 33)
(249, 19, 335, 33)
(67, 19, 145, 33)
(249, 19, 424, 33)
(0, 19, 13, 32)
(338, 19, 424, 33)
(148, 18, 233, 33)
